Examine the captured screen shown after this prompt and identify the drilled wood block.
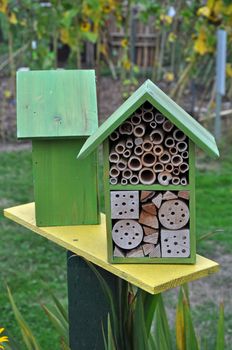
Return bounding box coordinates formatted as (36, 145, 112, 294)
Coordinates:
(142, 202, 157, 215)
(158, 199, 189, 230)
(149, 244, 161, 258)
(163, 191, 178, 200)
(152, 193, 163, 208)
(126, 246, 144, 257)
(161, 229, 190, 258)
(139, 210, 159, 229)
(143, 226, 158, 236)
(140, 191, 155, 202)
(143, 243, 155, 256)
(111, 191, 139, 219)
(114, 246, 125, 257)
(143, 232, 159, 244)
(178, 191, 189, 200)
(112, 219, 143, 250)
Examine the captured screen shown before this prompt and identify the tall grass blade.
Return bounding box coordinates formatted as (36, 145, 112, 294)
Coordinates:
(133, 290, 148, 350)
(216, 302, 224, 350)
(50, 293, 68, 324)
(143, 290, 160, 336)
(176, 287, 185, 350)
(182, 288, 199, 350)
(154, 294, 172, 350)
(107, 314, 117, 350)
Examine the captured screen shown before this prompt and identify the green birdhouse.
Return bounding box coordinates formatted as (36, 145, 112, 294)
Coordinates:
(77, 80, 219, 264)
(17, 70, 100, 227)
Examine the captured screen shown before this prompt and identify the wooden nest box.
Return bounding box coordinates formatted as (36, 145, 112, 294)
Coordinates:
(17, 70, 100, 227)
(78, 79, 219, 264)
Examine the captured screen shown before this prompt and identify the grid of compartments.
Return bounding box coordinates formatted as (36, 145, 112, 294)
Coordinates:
(109, 101, 189, 186)
(111, 190, 190, 258)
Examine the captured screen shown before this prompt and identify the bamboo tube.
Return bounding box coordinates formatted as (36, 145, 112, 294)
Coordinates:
(119, 121, 133, 135)
(165, 163, 174, 172)
(116, 158, 127, 171)
(182, 151, 189, 159)
(131, 114, 141, 125)
(158, 171, 172, 185)
(121, 178, 128, 185)
(134, 137, 143, 146)
(172, 177, 180, 185)
(139, 168, 156, 185)
(134, 145, 143, 156)
(110, 177, 118, 185)
(109, 131, 119, 141)
(159, 151, 171, 164)
(141, 152, 157, 167)
(179, 162, 189, 173)
(177, 141, 188, 152)
(150, 128, 164, 144)
(128, 156, 142, 171)
(142, 137, 153, 152)
(164, 136, 175, 148)
(109, 149, 120, 163)
(153, 145, 164, 156)
(123, 149, 132, 158)
(163, 120, 174, 132)
(150, 121, 157, 129)
(122, 168, 132, 179)
(142, 111, 154, 122)
(109, 166, 120, 178)
(170, 146, 178, 155)
(153, 162, 164, 173)
(171, 154, 183, 166)
(135, 107, 143, 116)
(173, 167, 180, 176)
(129, 174, 139, 185)
(134, 123, 146, 137)
(154, 113, 165, 124)
(173, 129, 186, 141)
(115, 140, 126, 154)
(142, 101, 153, 112)
(126, 137, 134, 149)
(181, 177, 188, 186)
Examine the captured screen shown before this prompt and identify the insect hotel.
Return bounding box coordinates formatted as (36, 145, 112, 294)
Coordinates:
(78, 80, 219, 264)
(17, 70, 100, 227)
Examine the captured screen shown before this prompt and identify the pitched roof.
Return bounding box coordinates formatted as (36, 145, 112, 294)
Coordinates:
(17, 70, 98, 139)
(77, 79, 219, 159)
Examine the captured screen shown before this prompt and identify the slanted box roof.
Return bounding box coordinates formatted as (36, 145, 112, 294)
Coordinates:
(77, 79, 219, 159)
(17, 70, 98, 139)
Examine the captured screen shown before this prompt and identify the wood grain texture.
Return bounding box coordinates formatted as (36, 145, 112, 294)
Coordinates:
(33, 139, 100, 226)
(4, 202, 219, 294)
(77, 79, 219, 160)
(17, 70, 98, 138)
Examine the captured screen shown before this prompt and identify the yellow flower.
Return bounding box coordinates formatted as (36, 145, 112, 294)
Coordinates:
(122, 58, 131, 71)
(121, 38, 128, 48)
(197, 6, 210, 18)
(226, 63, 232, 77)
(168, 32, 177, 43)
(164, 72, 174, 82)
(0, 328, 9, 349)
(194, 28, 213, 55)
(80, 21, 91, 32)
(160, 14, 172, 25)
(0, 0, 8, 14)
(4, 89, 11, 98)
(60, 28, 69, 44)
(9, 12, 17, 24)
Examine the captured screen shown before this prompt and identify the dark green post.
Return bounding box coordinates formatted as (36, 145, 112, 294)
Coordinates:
(67, 252, 118, 350)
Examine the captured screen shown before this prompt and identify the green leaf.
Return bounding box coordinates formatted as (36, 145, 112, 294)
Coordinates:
(155, 294, 172, 350)
(182, 288, 199, 350)
(133, 290, 149, 350)
(143, 291, 160, 336)
(176, 287, 185, 350)
(216, 302, 224, 350)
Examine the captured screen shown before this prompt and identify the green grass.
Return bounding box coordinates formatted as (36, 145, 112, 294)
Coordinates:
(0, 145, 231, 348)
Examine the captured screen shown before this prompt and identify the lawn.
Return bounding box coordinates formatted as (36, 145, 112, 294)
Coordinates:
(0, 144, 231, 348)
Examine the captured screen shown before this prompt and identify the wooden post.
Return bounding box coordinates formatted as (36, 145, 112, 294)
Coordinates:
(67, 252, 118, 350)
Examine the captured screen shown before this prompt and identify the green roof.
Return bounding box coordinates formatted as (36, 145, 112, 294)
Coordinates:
(17, 70, 98, 139)
(77, 79, 219, 159)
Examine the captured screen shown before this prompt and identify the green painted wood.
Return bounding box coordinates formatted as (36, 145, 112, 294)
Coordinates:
(33, 139, 100, 226)
(17, 70, 98, 139)
(67, 252, 119, 349)
(188, 140, 196, 264)
(111, 257, 196, 264)
(77, 79, 219, 160)
(109, 185, 191, 191)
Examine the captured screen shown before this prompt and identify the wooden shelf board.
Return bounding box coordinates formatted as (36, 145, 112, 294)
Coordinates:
(4, 202, 219, 294)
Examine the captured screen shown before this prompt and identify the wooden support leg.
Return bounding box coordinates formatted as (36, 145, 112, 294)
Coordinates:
(67, 251, 118, 350)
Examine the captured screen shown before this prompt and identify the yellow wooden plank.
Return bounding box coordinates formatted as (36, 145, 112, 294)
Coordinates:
(4, 203, 219, 294)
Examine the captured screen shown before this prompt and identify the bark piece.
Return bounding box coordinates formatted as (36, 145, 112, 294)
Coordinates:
(178, 191, 189, 200)
(139, 210, 159, 229)
(140, 191, 155, 202)
(160, 229, 190, 257)
(143, 226, 158, 236)
(152, 193, 162, 208)
(142, 243, 155, 256)
(114, 246, 125, 257)
(149, 244, 161, 258)
(143, 232, 159, 244)
(127, 246, 144, 257)
(163, 191, 178, 200)
(142, 202, 157, 215)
